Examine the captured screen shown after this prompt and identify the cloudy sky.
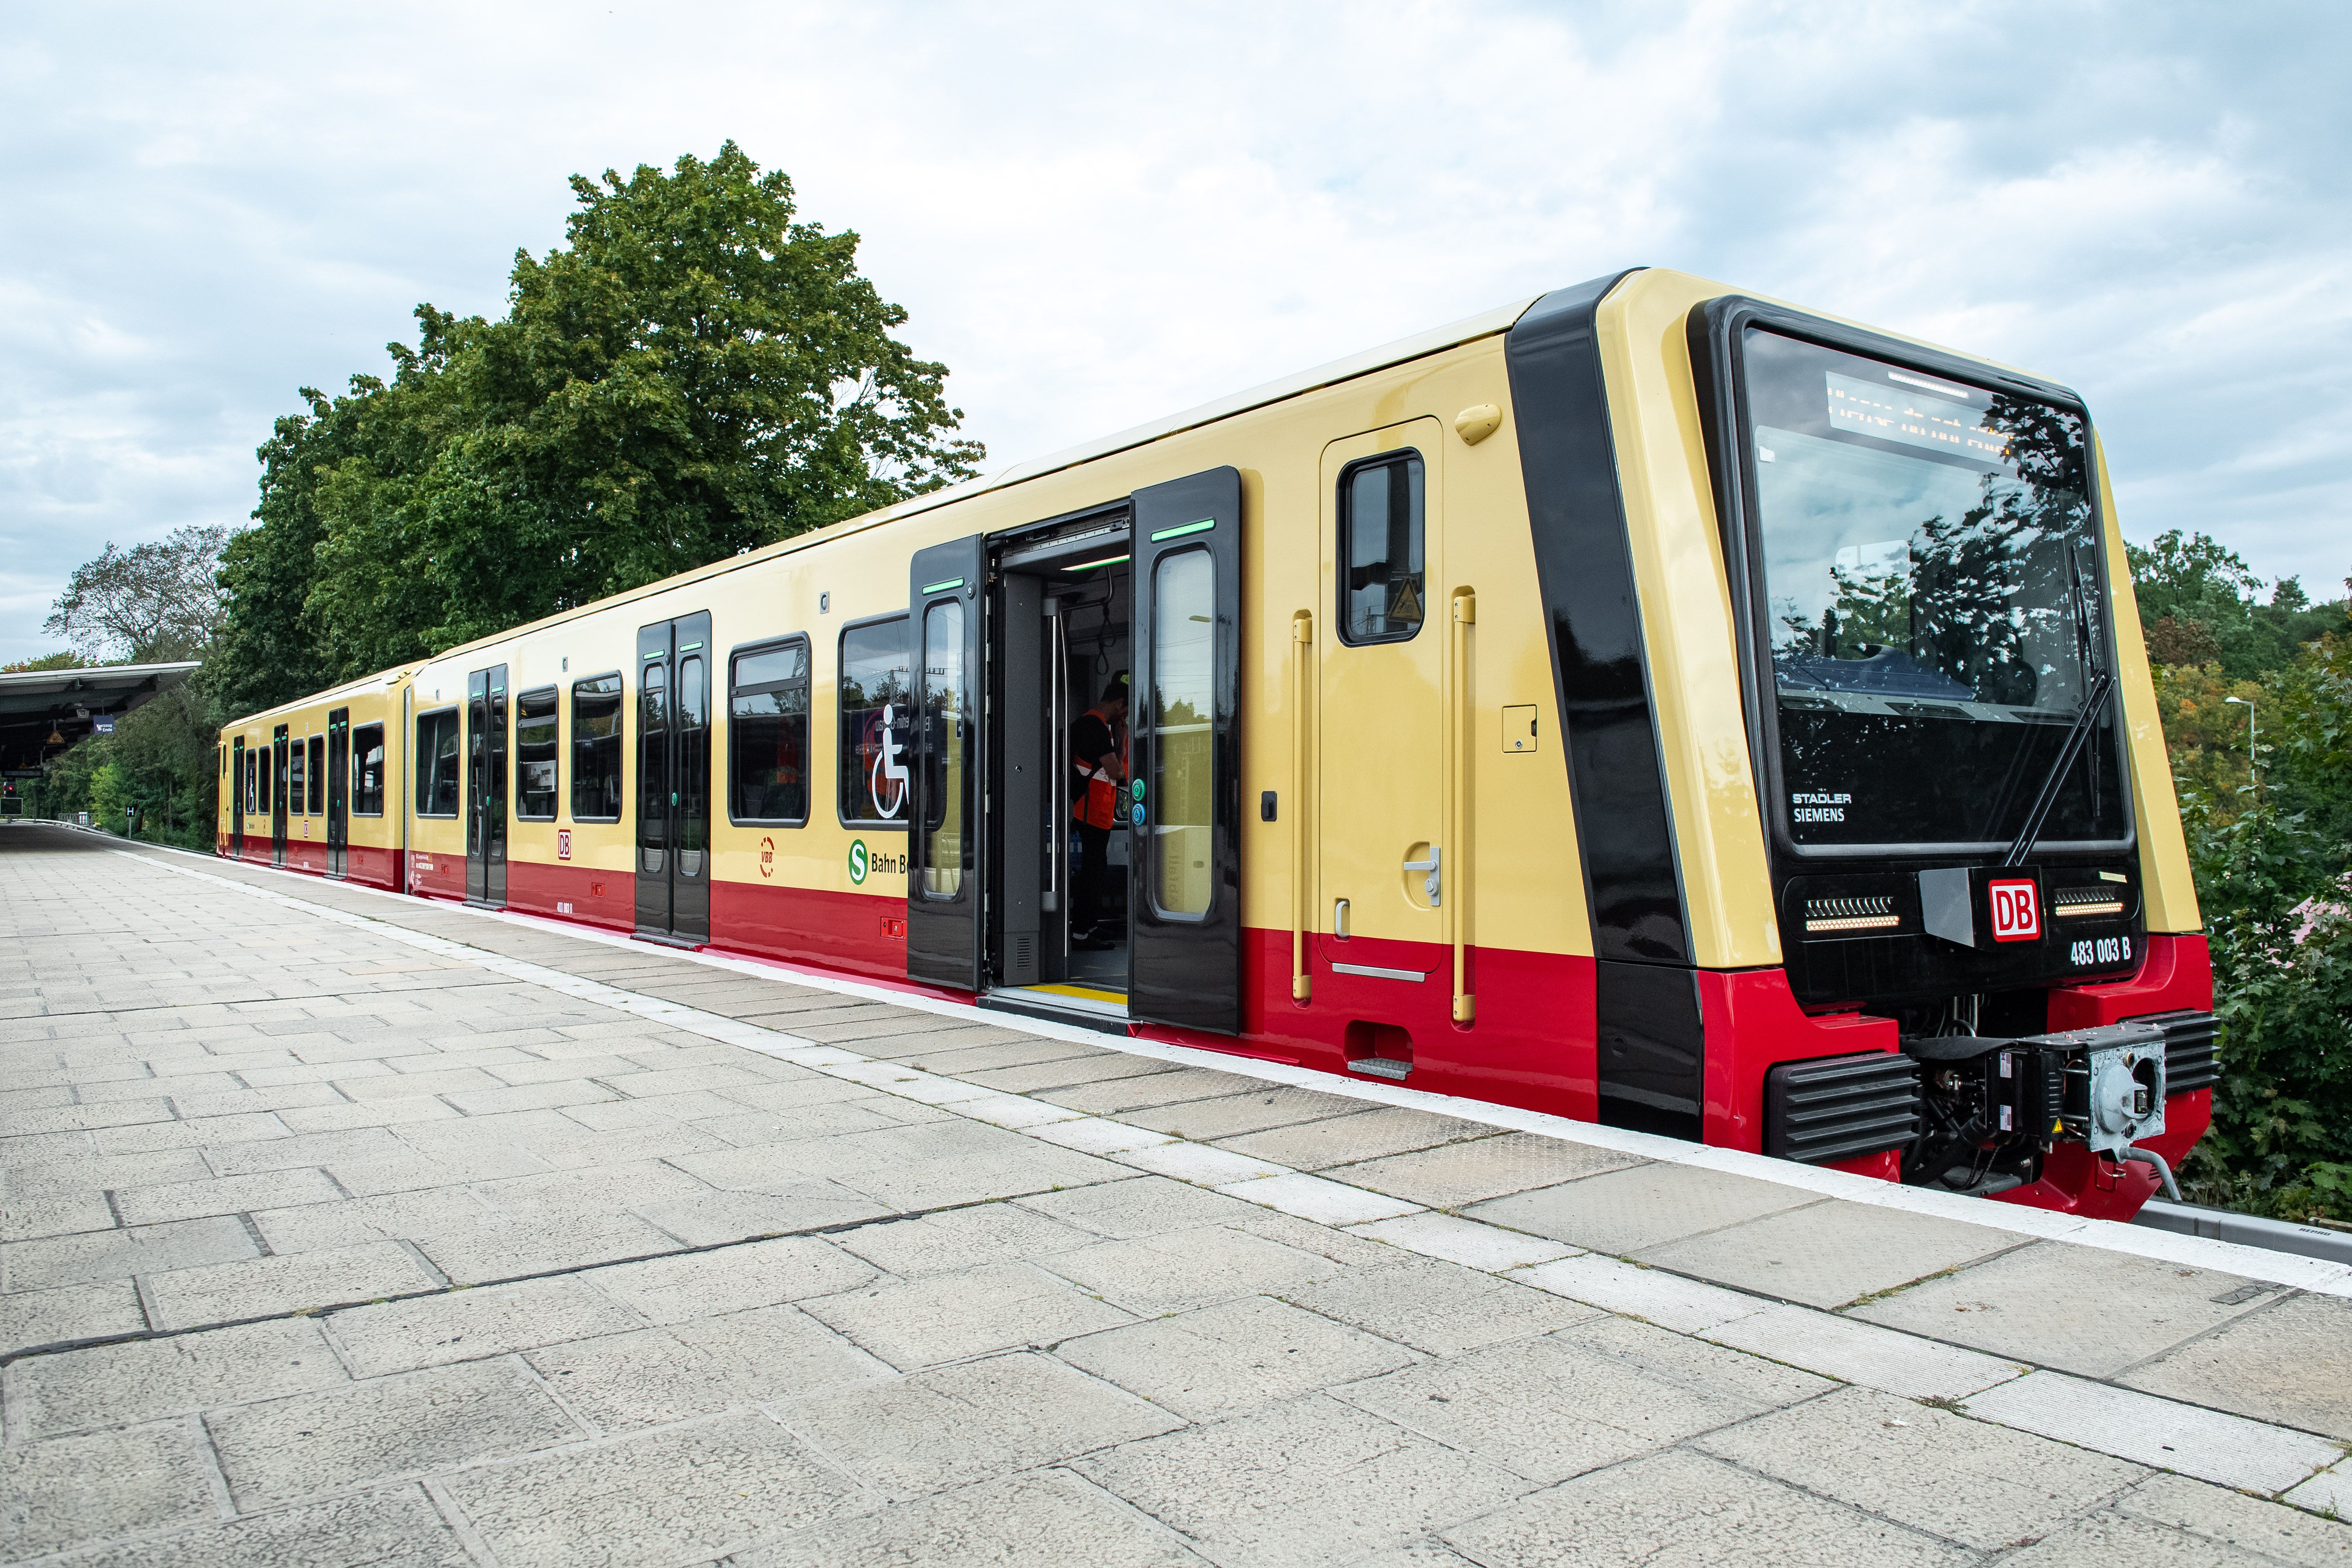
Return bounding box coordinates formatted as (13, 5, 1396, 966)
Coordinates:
(4, 1, 2347, 660)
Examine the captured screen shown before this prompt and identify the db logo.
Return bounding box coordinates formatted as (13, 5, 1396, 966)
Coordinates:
(556, 829, 572, 861)
(759, 836, 775, 878)
(1989, 878, 2041, 942)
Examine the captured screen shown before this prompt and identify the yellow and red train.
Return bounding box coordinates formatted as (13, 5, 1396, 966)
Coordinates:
(220, 268, 2215, 1219)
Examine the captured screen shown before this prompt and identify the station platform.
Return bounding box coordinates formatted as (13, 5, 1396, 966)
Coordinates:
(4, 819, 2349, 1566)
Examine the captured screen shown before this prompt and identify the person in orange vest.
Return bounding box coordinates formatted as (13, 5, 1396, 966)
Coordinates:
(1071, 680, 1129, 950)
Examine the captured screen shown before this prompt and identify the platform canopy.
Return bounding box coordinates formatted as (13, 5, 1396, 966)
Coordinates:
(0, 662, 201, 774)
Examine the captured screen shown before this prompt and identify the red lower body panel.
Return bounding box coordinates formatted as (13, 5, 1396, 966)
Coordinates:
(711, 880, 910, 982)
(507, 860, 635, 931)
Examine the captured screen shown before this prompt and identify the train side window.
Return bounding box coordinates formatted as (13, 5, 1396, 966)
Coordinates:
(288, 735, 308, 816)
(308, 735, 325, 815)
(414, 708, 462, 817)
(352, 724, 386, 815)
(729, 636, 809, 826)
(571, 673, 624, 822)
(838, 615, 912, 827)
(1337, 450, 1427, 644)
(515, 687, 560, 820)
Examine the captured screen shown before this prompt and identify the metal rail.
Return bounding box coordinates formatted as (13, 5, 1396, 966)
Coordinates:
(2132, 1198, 2352, 1266)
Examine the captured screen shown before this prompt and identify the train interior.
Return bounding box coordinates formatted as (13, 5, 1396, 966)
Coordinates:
(988, 518, 1133, 1021)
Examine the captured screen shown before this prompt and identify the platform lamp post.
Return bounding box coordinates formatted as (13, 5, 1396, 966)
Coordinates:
(2225, 695, 2257, 792)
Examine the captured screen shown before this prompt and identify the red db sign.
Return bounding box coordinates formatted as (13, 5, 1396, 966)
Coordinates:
(1989, 878, 2041, 942)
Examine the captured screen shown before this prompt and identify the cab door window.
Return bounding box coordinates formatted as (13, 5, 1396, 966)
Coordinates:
(1338, 452, 1426, 643)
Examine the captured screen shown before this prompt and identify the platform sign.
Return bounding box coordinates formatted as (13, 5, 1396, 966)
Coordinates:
(92, 715, 114, 734)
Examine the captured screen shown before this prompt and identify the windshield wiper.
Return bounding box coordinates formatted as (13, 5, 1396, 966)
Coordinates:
(2004, 545, 2110, 867)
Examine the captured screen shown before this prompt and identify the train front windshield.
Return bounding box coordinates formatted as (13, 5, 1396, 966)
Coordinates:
(1740, 329, 2129, 854)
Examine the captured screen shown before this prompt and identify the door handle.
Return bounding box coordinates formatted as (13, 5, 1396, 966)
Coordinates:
(1332, 898, 1350, 941)
(1402, 847, 1441, 906)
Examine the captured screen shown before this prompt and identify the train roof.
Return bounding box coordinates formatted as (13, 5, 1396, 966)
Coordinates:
(395, 293, 1544, 669)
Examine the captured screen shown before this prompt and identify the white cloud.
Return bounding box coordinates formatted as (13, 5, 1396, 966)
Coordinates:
(3, 0, 2348, 660)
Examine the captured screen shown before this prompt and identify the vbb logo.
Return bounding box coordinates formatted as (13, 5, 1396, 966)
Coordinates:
(1989, 878, 2041, 942)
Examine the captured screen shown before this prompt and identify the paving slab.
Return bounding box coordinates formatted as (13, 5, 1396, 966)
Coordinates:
(209, 1355, 583, 1508)
(782, 1351, 1182, 1497)
(327, 1274, 646, 1376)
(0, 1278, 146, 1355)
(439, 1411, 863, 1568)
(803, 1259, 1137, 1368)
(142, 1239, 444, 1328)
(1214, 1105, 1500, 1171)
(1852, 1241, 2280, 1377)
(8, 1316, 349, 1437)
(1441, 1447, 1971, 1567)
(0, 1419, 216, 1561)
(525, 1307, 892, 1430)
(1696, 1384, 2147, 1549)
(1464, 1160, 1817, 1253)
(1283, 1252, 1602, 1355)
(741, 1469, 1211, 1567)
(1633, 1195, 2022, 1308)
(1074, 1392, 1530, 1565)
(60, 1485, 466, 1568)
(2118, 1291, 2352, 1439)
(1964, 1371, 2345, 1493)
(1059, 1294, 1417, 1419)
(1337, 1314, 1830, 1484)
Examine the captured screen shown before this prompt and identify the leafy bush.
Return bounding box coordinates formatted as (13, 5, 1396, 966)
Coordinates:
(2175, 634, 2352, 1222)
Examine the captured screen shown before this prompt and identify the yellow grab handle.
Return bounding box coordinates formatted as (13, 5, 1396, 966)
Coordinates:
(1451, 589, 1475, 1025)
(1291, 610, 1313, 1003)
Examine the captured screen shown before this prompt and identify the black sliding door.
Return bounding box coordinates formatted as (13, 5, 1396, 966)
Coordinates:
(230, 738, 245, 857)
(467, 667, 508, 905)
(636, 613, 712, 943)
(906, 538, 985, 990)
(1128, 468, 1244, 1034)
(271, 725, 289, 866)
(326, 708, 349, 877)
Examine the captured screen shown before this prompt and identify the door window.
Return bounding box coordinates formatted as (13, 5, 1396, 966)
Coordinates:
(288, 738, 308, 816)
(920, 601, 965, 898)
(1150, 550, 1216, 917)
(571, 674, 623, 820)
(677, 654, 707, 877)
(640, 659, 670, 871)
(838, 617, 912, 825)
(729, 639, 809, 824)
(308, 736, 326, 814)
(515, 688, 559, 819)
(1338, 452, 1426, 643)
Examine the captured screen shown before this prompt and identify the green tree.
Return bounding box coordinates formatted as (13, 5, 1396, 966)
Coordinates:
(2129, 529, 2348, 679)
(44, 525, 228, 663)
(217, 143, 981, 710)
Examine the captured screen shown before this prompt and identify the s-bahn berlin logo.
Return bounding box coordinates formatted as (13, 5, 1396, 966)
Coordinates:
(849, 839, 869, 885)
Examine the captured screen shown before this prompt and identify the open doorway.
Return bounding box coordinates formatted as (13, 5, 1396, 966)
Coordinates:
(990, 522, 1133, 1019)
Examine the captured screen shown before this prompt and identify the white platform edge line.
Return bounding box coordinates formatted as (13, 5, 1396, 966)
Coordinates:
(105, 838, 2352, 1298)
(97, 838, 2352, 1494)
